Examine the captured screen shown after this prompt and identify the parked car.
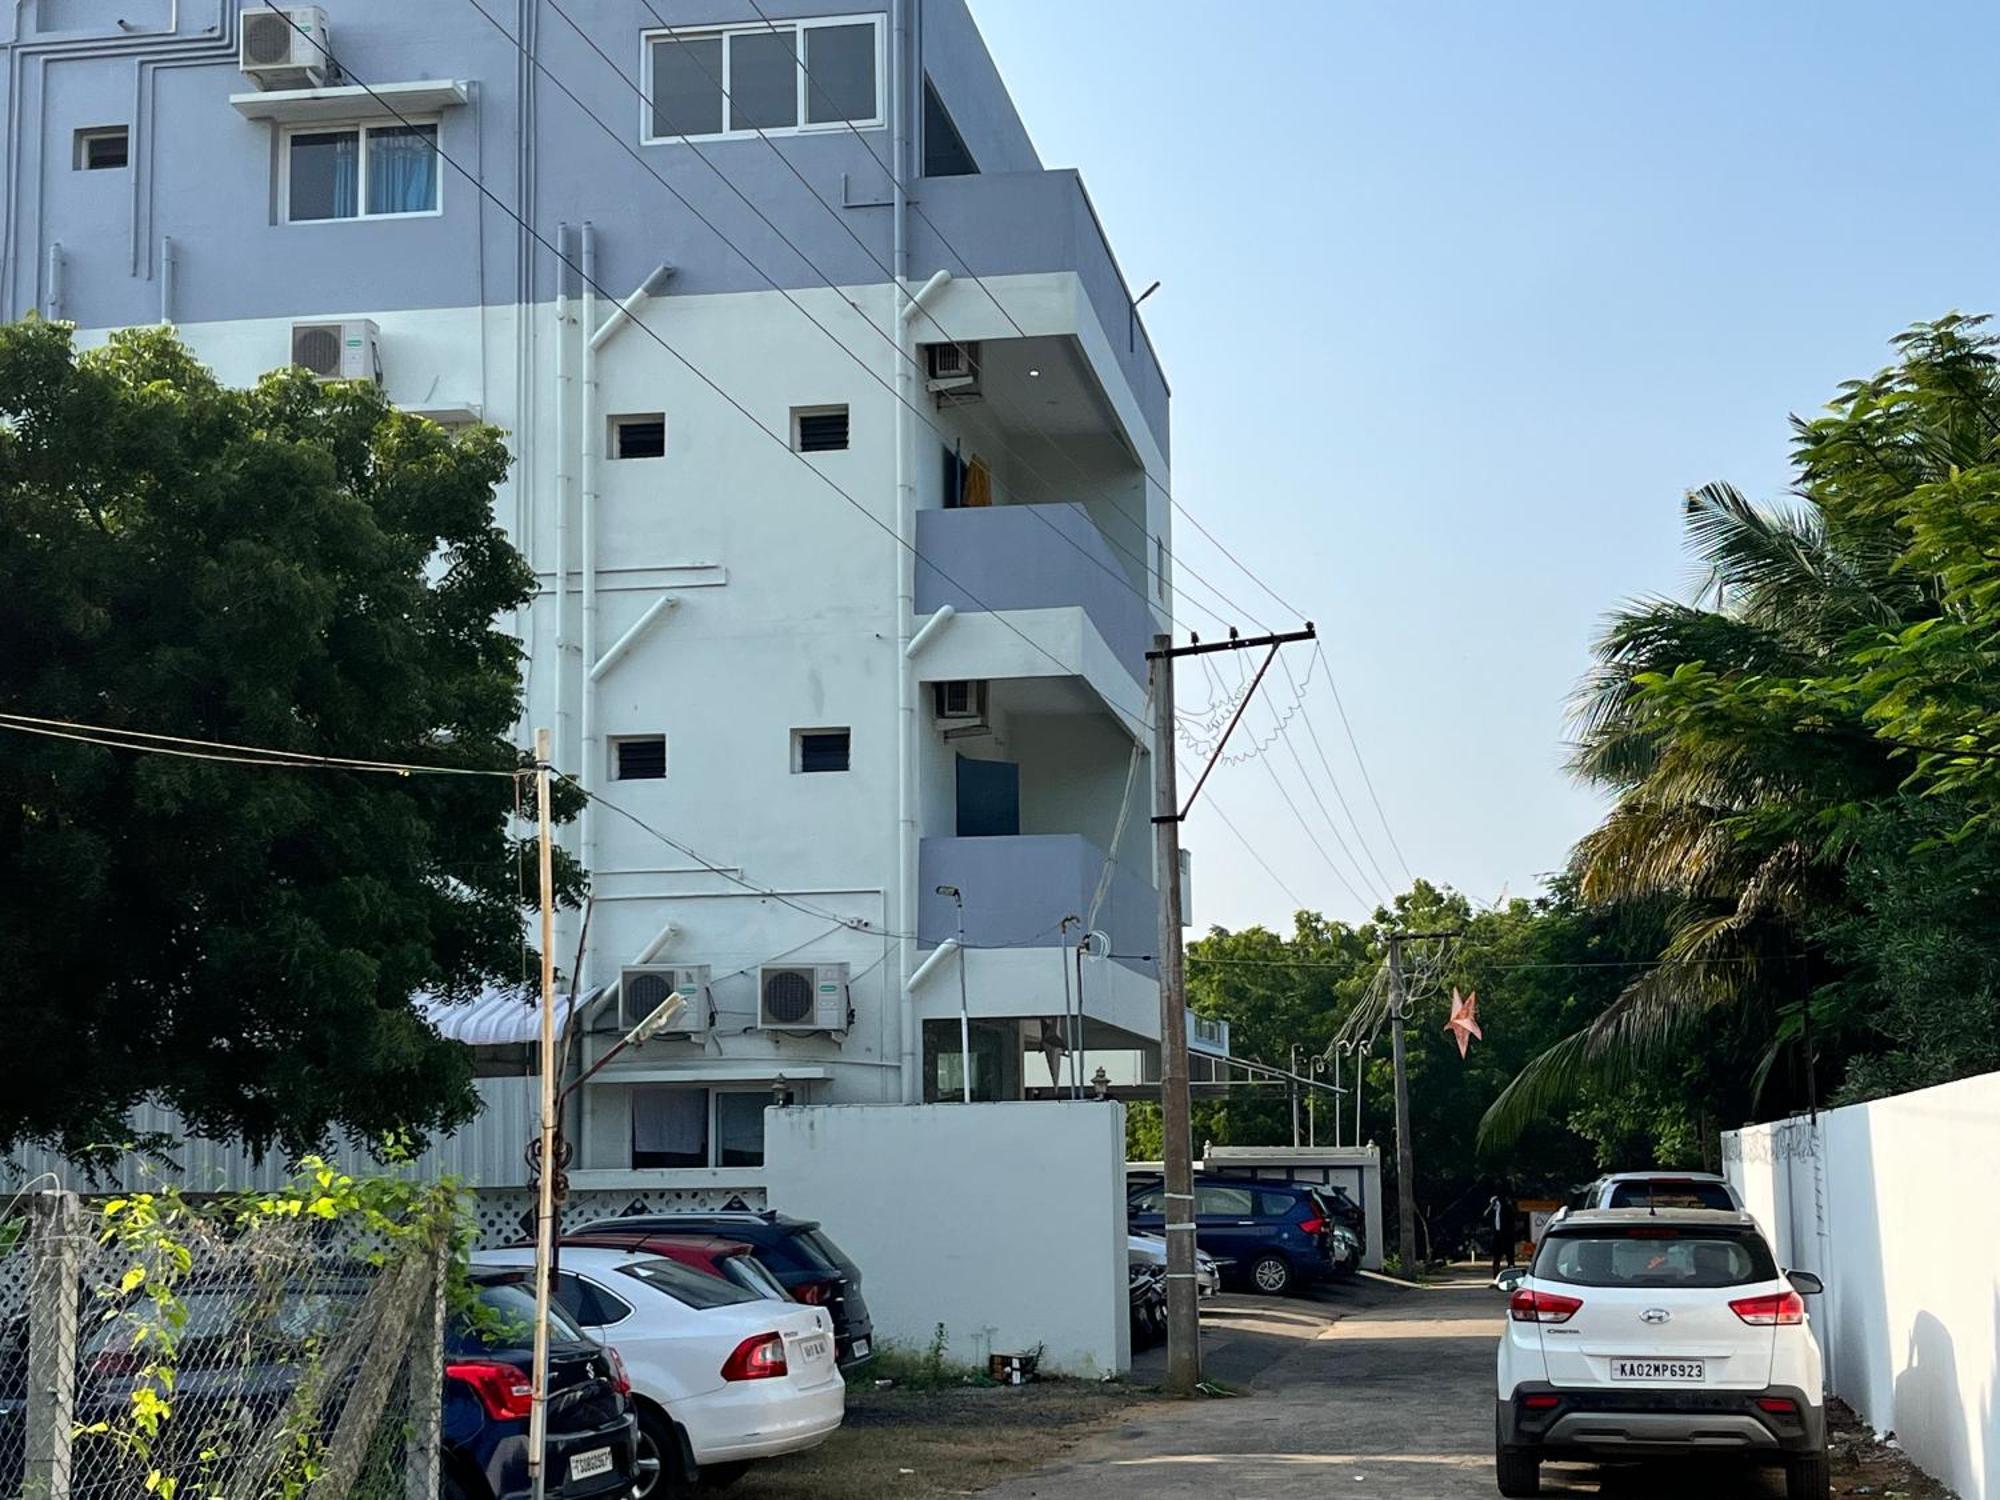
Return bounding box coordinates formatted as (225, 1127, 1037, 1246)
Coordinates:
(1493, 1207, 1827, 1499)
(1327, 1222, 1362, 1278)
(566, 1211, 875, 1369)
(477, 1245, 843, 1498)
(1559, 1171, 1744, 1218)
(1128, 1176, 1338, 1296)
(447, 1269, 641, 1500)
(1128, 1232, 1223, 1296)
(0, 1268, 642, 1500)
(563, 1231, 792, 1303)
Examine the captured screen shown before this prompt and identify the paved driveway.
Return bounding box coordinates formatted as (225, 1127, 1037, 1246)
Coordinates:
(985, 1275, 1791, 1499)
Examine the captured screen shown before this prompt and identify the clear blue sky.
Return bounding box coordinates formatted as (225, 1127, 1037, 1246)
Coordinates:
(971, 0, 2000, 933)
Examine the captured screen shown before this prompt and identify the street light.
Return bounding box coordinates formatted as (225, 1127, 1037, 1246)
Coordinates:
(936, 885, 971, 1104)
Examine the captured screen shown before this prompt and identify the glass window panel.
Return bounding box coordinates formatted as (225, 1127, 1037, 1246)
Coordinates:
(366, 124, 437, 215)
(729, 27, 799, 131)
(806, 23, 877, 124)
(716, 1092, 767, 1166)
(651, 35, 724, 138)
(631, 1087, 708, 1167)
(289, 129, 358, 221)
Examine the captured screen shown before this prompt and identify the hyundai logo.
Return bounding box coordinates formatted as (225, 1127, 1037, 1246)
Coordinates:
(1640, 1307, 1672, 1325)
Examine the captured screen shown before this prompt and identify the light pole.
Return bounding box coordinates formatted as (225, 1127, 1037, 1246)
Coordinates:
(937, 884, 971, 1103)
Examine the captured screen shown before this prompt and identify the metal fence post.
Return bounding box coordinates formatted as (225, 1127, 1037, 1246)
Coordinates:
(24, 1189, 81, 1500)
(405, 1238, 448, 1500)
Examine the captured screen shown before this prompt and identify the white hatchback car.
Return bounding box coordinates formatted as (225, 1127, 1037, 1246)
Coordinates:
(1494, 1209, 1827, 1500)
(474, 1247, 845, 1497)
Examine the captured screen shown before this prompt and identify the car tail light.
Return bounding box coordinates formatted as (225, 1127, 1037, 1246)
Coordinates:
(605, 1345, 632, 1396)
(1297, 1215, 1327, 1236)
(1522, 1394, 1561, 1410)
(793, 1281, 831, 1306)
(1509, 1289, 1583, 1325)
(1756, 1396, 1799, 1414)
(447, 1360, 535, 1421)
(721, 1333, 789, 1382)
(89, 1348, 142, 1379)
(1730, 1291, 1806, 1326)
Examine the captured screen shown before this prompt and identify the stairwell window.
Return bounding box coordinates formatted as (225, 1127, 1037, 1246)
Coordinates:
(611, 413, 667, 459)
(793, 405, 849, 453)
(642, 16, 884, 144)
(793, 728, 851, 774)
(284, 122, 440, 223)
(613, 734, 668, 781)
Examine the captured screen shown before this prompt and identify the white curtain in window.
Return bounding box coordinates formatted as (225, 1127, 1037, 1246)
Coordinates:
(632, 1088, 706, 1159)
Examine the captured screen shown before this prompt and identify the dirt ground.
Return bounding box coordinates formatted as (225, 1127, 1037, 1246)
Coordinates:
(739, 1379, 1159, 1500)
(1827, 1399, 1958, 1499)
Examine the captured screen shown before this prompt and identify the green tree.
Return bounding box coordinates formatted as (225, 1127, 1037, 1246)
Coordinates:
(1485, 314, 2000, 1147)
(0, 321, 578, 1159)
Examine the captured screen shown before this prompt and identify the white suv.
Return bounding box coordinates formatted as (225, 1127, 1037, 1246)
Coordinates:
(1563, 1171, 1745, 1215)
(1494, 1209, 1827, 1499)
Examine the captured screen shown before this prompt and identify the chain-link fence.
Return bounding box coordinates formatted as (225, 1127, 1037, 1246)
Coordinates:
(1, 1188, 448, 1500)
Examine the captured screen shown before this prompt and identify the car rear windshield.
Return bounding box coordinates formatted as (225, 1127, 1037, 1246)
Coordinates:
(724, 1255, 794, 1301)
(619, 1257, 762, 1309)
(1533, 1227, 1777, 1288)
(453, 1278, 587, 1352)
(1606, 1180, 1736, 1211)
(788, 1227, 853, 1276)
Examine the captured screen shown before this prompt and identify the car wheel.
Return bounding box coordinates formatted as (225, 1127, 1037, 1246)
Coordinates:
(1494, 1444, 1540, 1497)
(633, 1404, 688, 1499)
(1249, 1254, 1294, 1296)
(1784, 1449, 1830, 1500)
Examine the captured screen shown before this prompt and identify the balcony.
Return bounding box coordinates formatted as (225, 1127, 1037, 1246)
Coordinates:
(913, 169, 1169, 459)
(919, 834, 1154, 978)
(915, 503, 1156, 688)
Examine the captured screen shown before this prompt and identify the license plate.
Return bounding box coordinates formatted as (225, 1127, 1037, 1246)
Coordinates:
(799, 1336, 830, 1362)
(850, 1338, 871, 1359)
(568, 1447, 614, 1483)
(1611, 1358, 1705, 1383)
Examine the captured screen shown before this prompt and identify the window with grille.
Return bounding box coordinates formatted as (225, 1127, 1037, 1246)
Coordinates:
(793, 406, 850, 453)
(75, 127, 129, 171)
(613, 735, 667, 780)
(611, 414, 667, 459)
(793, 728, 850, 773)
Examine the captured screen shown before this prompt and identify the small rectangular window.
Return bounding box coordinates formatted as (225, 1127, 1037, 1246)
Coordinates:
(613, 735, 667, 781)
(611, 414, 667, 460)
(794, 728, 850, 774)
(75, 127, 129, 171)
(794, 406, 849, 453)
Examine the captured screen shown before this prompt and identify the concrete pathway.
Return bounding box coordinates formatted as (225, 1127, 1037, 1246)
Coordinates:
(987, 1275, 1790, 1500)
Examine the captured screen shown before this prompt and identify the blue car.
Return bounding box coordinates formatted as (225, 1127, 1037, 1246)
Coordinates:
(1128, 1176, 1339, 1296)
(444, 1270, 643, 1500)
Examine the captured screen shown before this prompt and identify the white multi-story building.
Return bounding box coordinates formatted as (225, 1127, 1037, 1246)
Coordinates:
(2, 0, 1226, 1200)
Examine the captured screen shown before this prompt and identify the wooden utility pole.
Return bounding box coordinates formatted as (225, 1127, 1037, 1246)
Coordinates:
(529, 729, 557, 1500)
(1148, 624, 1315, 1396)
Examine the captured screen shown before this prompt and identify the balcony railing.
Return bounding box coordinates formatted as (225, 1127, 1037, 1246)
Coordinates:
(919, 834, 1155, 976)
(915, 503, 1155, 683)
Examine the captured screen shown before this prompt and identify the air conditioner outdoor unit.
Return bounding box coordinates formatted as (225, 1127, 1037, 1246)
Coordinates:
(758, 964, 848, 1033)
(240, 6, 332, 91)
(619, 965, 710, 1036)
(925, 340, 980, 395)
(291, 320, 382, 387)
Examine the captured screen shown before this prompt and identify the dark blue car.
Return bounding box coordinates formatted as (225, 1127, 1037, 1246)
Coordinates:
(443, 1271, 642, 1500)
(1128, 1176, 1338, 1296)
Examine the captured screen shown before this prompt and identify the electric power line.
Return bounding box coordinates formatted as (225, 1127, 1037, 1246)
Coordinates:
(0, 711, 521, 779)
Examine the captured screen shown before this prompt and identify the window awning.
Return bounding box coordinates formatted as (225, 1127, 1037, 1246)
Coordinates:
(417, 984, 610, 1048)
(230, 80, 470, 125)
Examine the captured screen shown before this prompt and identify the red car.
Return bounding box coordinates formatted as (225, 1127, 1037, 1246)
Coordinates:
(564, 1232, 794, 1303)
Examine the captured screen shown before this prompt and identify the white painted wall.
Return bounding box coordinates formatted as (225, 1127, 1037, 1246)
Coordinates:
(1724, 1071, 2000, 1500)
(763, 1100, 1131, 1375)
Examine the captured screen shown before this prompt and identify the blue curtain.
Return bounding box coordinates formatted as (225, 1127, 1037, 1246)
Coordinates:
(366, 125, 437, 215)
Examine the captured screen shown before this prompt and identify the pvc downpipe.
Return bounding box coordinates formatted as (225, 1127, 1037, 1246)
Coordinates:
(158, 236, 175, 324)
(553, 224, 573, 802)
(891, 0, 919, 1103)
(580, 222, 600, 988)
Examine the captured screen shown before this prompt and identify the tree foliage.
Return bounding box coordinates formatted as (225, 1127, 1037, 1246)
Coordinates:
(0, 321, 577, 1159)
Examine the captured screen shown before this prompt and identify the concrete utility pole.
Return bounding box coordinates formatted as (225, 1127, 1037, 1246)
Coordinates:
(529, 729, 557, 1500)
(1386, 929, 1463, 1272)
(1149, 623, 1315, 1396)
(1387, 934, 1416, 1272)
